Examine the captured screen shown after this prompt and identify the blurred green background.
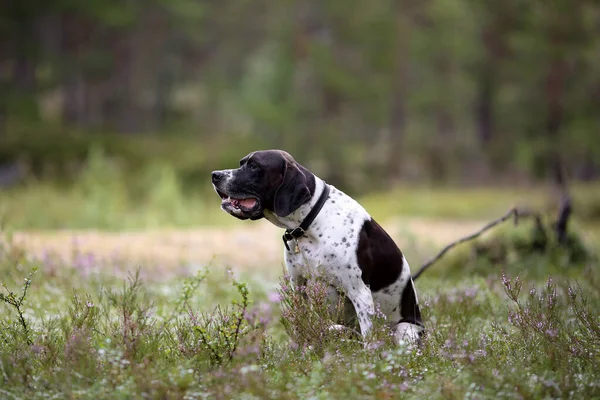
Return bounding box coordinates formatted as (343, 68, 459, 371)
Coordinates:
(0, 0, 599, 230)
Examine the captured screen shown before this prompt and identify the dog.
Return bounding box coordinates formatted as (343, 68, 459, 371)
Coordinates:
(211, 150, 424, 344)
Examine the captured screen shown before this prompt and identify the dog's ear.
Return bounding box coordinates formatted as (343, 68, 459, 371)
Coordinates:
(274, 161, 311, 217)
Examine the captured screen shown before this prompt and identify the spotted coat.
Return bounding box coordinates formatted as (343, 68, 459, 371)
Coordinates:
(264, 178, 423, 343)
(212, 150, 424, 345)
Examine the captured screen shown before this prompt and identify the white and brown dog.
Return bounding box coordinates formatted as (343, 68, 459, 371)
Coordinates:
(212, 150, 423, 344)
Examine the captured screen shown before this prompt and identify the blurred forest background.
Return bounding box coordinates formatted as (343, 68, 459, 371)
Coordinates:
(3, 4, 600, 398)
(1, 0, 599, 229)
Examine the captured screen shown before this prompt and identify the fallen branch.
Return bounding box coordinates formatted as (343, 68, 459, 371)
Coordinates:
(412, 162, 576, 281)
(412, 208, 520, 281)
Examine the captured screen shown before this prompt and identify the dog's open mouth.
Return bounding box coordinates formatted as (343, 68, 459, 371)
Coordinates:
(216, 189, 258, 212)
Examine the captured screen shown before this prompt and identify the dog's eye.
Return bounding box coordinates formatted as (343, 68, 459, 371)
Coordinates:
(248, 162, 259, 170)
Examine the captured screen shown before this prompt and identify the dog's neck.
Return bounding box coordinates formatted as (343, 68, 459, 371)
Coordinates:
(264, 177, 327, 231)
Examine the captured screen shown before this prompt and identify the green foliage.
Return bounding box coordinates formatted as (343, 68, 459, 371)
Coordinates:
(362, 183, 600, 222)
(0, 128, 208, 182)
(0, 227, 599, 398)
(2, 144, 600, 231)
(181, 277, 252, 366)
(277, 270, 398, 358)
(502, 273, 600, 365)
(0, 142, 239, 229)
(173, 269, 209, 315)
(427, 215, 597, 281)
(3, 0, 600, 187)
(104, 269, 161, 363)
(0, 268, 37, 345)
(278, 271, 361, 355)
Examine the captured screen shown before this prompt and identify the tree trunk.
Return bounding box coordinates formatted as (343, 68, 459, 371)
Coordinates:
(577, 151, 598, 181)
(153, 28, 181, 130)
(544, 54, 567, 179)
(386, 5, 410, 180)
(475, 66, 493, 146)
(0, 106, 5, 135)
(435, 52, 455, 140)
(60, 12, 87, 127)
(13, 56, 36, 92)
(0, 60, 7, 136)
(112, 34, 141, 134)
(62, 70, 86, 126)
(12, 15, 40, 121)
(432, 54, 455, 182)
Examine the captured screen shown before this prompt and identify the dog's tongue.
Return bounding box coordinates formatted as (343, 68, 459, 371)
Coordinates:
(238, 198, 257, 209)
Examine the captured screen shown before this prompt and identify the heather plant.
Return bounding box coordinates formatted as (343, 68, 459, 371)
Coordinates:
(0, 268, 37, 346)
(103, 269, 162, 363)
(179, 276, 253, 367)
(278, 270, 397, 357)
(502, 272, 600, 365)
(1, 225, 599, 398)
(173, 268, 209, 316)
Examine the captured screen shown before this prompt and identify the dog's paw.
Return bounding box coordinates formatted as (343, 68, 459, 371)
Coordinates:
(328, 324, 361, 341)
(328, 324, 347, 332)
(393, 322, 423, 347)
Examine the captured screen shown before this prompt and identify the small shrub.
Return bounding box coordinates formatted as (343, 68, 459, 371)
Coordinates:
(173, 268, 209, 316)
(0, 268, 37, 345)
(277, 270, 395, 356)
(179, 274, 253, 367)
(104, 269, 159, 363)
(432, 217, 596, 280)
(278, 271, 355, 355)
(66, 292, 100, 334)
(1, 223, 598, 398)
(502, 271, 600, 366)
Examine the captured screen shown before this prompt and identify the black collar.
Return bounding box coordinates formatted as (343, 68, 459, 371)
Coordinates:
(282, 184, 330, 251)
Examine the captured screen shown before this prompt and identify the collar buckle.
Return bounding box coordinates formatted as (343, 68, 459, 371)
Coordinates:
(285, 227, 305, 240)
(282, 227, 305, 251)
(281, 184, 330, 251)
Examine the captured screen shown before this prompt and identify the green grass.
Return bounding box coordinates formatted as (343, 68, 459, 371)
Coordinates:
(0, 147, 238, 230)
(2, 126, 600, 231)
(2, 152, 600, 231)
(1, 230, 599, 399)
(0, 182, 235, 230)
(361, 183, 600, 222)
(1, 139, 600, 230)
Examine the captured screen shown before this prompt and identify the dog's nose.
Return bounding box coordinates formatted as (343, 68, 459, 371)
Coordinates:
(211, 171, 224, 183)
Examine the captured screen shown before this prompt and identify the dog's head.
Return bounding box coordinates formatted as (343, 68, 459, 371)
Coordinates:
(211, 150, 315, 220)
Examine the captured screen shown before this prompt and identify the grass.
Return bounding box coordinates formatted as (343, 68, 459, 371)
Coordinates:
(2, 145, 599, 397)
(0, 147, 237, 230)
(1, 148, 600, 231)
(2, 141, 600, 230)
(361, 183, 600, 222)
(0, 181, 233, 230)
(1, 226, 599, 399)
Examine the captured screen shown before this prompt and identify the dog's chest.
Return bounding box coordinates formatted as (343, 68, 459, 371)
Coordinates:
(284, 190, 370, 280)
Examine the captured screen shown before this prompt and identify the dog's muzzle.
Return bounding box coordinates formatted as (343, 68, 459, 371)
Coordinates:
(212, 170, 261, 219)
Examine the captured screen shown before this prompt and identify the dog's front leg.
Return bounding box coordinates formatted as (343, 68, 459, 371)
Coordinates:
(333, 277, 375, 341)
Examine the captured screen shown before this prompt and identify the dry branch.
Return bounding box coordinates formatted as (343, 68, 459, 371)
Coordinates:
(554, 194, 572, 245)
(412, 208, 520, 281)
(412, 161, 576, 281)
(553, 158, 573, 245)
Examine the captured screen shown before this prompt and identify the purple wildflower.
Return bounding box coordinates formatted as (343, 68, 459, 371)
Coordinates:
(267, 291, 281, 303)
